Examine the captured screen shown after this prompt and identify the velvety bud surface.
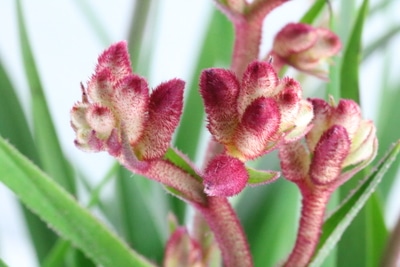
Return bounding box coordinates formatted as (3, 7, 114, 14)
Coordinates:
(203, 155, 248, 197)
(71, 41, 183, 160)
(200, 61, 313, 161)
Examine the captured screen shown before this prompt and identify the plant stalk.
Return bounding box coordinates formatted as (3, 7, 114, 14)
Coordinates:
(195, 196, 253, 267)
(284, 186, 331, 267)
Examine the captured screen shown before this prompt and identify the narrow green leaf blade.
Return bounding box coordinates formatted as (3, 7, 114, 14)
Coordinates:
(0, 137, 156, 267)
(0, 58, 59, 262)
(300, 0, 326, 24)
(16, 0, 75, 193)
(0, 258, 9, 267)
(310, 141, 400, 266)
(339, 0, 369, 102)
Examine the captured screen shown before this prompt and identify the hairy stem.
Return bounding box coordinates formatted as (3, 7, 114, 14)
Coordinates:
(284, 186, 331, 267)
(230, 17, 263, 77)
(195, 196, 253, 267)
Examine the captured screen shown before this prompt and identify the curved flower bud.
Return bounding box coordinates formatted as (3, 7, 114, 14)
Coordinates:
(70, 41, 184, 160)
(164, 227, 204, 267)
(200, 61, 313, 161)
(203, 154, 248, 197)
(271, 23, 341, 79)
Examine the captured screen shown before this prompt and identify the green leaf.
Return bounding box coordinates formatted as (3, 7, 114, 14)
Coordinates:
(310, 141, 400, 266)
(363, 24, 400, 61)
(115, 167, 166, 264)
(0, 258, 9, 267)
(246, 167, 279, 185)
(16, 0, 75, 193)
(0, 58, 58, 262)
(300, 0, 326, 24)
(0, 137, 156, 267)
(237, 180, 299, 267)
(339, 0, 369, 102)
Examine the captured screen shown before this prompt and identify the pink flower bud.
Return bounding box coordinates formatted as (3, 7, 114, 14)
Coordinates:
(199, 69, 240, 144)
(233, 97, 280, 160)
(135, 79, 184, 160)
(203, 154, 248, 197)
(271, 23, 341, 79)
(309, 125, 350, 185)
(164, 227, 203, 267)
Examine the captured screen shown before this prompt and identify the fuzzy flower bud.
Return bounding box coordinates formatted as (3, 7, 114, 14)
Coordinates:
(164, 227, 204, 267)
(203, 154, 249, 197)
(271, 23, 341, 79)
(200, 61, 313, 161)
(70, 41, 184, 160)
(279, 98, 377, 267)
(279, 97, 378, 187)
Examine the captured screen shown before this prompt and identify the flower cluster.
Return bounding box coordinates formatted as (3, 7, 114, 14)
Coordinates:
(200, 61, 313, 161)
(70, 41, 184, 161)
(199, 61, 314, 196)
(279, 97, 377, 189)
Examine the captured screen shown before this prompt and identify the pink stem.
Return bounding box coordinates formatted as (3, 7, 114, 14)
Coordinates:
(230, 16, 263, 77)
(284, 186, 332, 267)
(195, 196, 253, 267)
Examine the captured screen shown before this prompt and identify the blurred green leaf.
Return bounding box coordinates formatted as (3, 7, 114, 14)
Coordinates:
(363, 25, 400, 61)
(0, 137, 156, 267)
(339, 0, 368, 102)
(310, 141, 400, 266)
(300, 0, 326, 24)
(71, 0, 111, 45)
(16, 0, 75, 193)
(0, 258, 8, 267)
(238, 180, 299, 267)
(0, 58, 59, 263)
(115, 167, 166, 264)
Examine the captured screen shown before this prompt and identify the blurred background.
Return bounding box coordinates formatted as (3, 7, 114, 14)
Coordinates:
(0, 0, 399, 266)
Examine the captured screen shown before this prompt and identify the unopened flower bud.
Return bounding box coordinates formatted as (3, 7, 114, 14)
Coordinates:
(271, 23, 341, 79)
(203, 154, 248, 197)
(164, 227, 204, 267)
(279, 97, 378, 187)
(71, 41, 184, 160)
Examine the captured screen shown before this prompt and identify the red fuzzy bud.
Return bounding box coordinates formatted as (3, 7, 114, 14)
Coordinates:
(203, 155, 248, 197)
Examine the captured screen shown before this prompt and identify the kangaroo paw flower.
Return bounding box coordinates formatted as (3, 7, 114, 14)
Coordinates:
(200, 60, 313, 161)
(70, 41, 184, 160)
(279, 97, 378, 266)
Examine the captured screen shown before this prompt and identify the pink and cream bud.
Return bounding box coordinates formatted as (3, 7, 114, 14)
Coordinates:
(279, 97, 378, 187)
(70, 41, 184, 160)
(271, 23, 341, 79)
(200, 61, 313, 161)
